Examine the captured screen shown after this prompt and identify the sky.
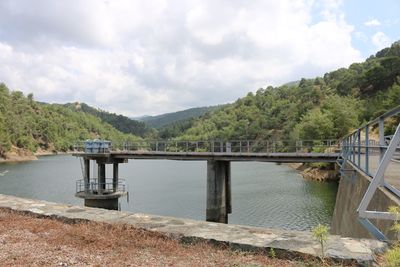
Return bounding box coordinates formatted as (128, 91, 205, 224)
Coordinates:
(0, 0, 399, 117)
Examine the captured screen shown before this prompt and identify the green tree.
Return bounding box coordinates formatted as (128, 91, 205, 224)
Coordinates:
(293, 109, 334, 140)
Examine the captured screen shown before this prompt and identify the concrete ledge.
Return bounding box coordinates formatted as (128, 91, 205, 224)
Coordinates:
(0, 194, 386, 266)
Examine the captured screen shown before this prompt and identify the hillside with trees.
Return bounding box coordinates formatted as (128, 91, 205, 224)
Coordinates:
(137, 106, 223, 129)
(63, 102, 153, 138)
(0, 84, 140, 157)
(1, 42, 399, 158)
(179, 41, 400, 141)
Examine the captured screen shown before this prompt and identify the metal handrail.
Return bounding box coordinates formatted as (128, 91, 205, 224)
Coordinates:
(74, 139, 339, 154)
(339, 105, 400, 241)
(76, 178, 126, 194)
(342, 106, 400, 140)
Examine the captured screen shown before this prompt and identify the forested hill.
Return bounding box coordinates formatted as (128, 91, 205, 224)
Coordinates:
(137, 106, 223, 129)
(179, 41, 400, 141)
(63, 102, 152, 138)
(0, 85, 140, 157)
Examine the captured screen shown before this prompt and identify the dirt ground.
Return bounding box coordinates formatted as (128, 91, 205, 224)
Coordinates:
(0, 208, 309, 267)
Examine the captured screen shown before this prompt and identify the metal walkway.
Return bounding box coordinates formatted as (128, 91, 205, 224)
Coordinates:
(73, 151, 339, 163)
(73, 139, 339, 163)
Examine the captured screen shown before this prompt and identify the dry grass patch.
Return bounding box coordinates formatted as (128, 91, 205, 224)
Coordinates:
(0, 208, 304, 266)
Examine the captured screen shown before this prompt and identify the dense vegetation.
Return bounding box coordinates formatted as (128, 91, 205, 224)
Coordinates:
(0, 85, 140, 156)
(63, 102, 153, 138)
(138, 106, 223, 129)
(179, 41, 400, 141)
(1, 42, 399, 157)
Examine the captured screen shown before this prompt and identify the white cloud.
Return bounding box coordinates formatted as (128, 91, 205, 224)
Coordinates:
(372, 32, 391, 50)
(0, 0, 361, 116)
(364, 19, 381, 27)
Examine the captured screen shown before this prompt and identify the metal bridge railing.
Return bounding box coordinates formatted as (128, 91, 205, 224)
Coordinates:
(339, 105, 400, 241)
(76, 178, 126, 195)
(74, 139, 339, 154)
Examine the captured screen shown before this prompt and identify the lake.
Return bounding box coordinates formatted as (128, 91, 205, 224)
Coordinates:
(0, 155, 337, 231)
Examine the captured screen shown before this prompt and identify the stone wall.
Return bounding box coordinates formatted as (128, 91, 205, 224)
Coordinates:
(331, 161, 400, 240)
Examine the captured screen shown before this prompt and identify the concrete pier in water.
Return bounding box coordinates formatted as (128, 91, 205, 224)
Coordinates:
(75, 157, 127, 210)
(206, 160, 231, 223)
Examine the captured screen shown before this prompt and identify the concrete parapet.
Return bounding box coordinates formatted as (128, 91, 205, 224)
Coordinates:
(331, 161, 400, 240)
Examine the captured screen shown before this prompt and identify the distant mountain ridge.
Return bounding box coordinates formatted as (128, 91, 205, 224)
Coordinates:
(136, 105, 224, 129)
(63, 102, 152, 137)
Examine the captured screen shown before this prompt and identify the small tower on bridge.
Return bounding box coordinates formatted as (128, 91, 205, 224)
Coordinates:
(75, 140, 128, 210)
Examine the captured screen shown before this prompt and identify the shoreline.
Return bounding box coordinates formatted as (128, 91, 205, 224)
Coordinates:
(1, 150, 340, 183)
(286, 162, 340, 182)
(0, 149, 72, 164)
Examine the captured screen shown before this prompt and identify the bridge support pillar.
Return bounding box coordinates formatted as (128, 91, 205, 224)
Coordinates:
(98, 163, 106, 193)
(113, 163, 119, 192)
(76, 157, 128, 211)
(206, 160, 231, 223)
(83, 159, 90, 190)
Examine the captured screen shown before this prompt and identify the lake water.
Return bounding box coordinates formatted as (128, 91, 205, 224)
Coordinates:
(0, 155, 338, 231)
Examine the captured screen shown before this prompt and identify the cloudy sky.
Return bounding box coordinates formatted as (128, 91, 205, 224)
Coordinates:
(0, 0, 399, 116)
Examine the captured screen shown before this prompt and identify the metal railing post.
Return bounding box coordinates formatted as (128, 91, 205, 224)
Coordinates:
(379, 117, 385, 161)
(357, 130, 361, 167)
(365, 125, 369, 175)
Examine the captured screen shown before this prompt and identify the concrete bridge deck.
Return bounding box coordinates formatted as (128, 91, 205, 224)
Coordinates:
(73, 151, 339, 163)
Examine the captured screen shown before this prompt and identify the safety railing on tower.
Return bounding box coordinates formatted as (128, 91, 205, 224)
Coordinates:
(76, 178, 126, 195)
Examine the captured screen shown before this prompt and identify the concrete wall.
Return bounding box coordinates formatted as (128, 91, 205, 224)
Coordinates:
(331, 162, 400, 240)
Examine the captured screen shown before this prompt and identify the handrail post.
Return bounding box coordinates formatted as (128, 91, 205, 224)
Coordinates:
(357, 130, 361, 167)
(352, 134, 355, 162)
(365, 125, 369, 175)
(379, 117, 385, 161)
(247, 140, 250, 153)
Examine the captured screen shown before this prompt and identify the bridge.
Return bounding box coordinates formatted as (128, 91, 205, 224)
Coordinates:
(73, 105, 400, 241)
(73, 139, 339, 222)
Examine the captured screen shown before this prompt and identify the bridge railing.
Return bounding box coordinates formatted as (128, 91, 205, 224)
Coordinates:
(340, 105, 400, 240)
(340, 106, 400, 193)
(74, 139, 339, 154)
(80, 139, 339, 154)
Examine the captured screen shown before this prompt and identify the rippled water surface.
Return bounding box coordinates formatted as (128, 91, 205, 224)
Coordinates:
(0, 155, 338, 230)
